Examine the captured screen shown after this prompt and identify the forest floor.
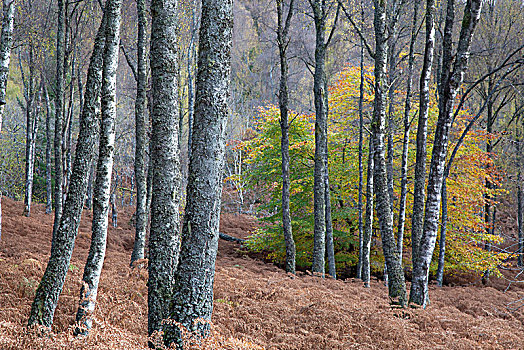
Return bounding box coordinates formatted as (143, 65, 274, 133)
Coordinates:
(1, 197, 524, 349)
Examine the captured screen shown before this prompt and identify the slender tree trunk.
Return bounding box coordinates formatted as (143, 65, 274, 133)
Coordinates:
(165, 0, 232, 346)
(0, 0, 13, 240)
(27, 4, 108, 327)
(397, 0, 420, 263)
(372, 0, 407, 306)
(74, 0, 121, 335)
(362, 136, 374, 288)
(277, 0, 296, 275)
(356, 37, 365, 280)
(147, 0, 182, 339)
(410, 0, 484, 308)
(23, 64, 36, 217)
(411, 0, 437, 268)
(311, 0, 329, 276)
(517, 127, 523, 267)
(44, 84, 53, 214)
(325, 171, 336, 278)
(436, 177, 447, 286)
(131, 0, 149, 265)
(111, 191, 118, 227)
(52, 0, 66, 242)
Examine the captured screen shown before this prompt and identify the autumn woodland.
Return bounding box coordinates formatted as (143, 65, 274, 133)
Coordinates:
(0, 0, 524, 348)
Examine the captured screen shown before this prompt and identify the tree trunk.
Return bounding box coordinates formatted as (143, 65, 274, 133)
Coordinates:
(517, 127, 523, 267)
(311, 0, 329, 276)
(372, 0, 407, 306)
(186, 0, 198, 159)
(276, 0, 296, 275)
(411, 0, 437, 268)
(147, 0, 182, 339)
(436, 177, 447, 286)
(397, 0, 420, 263)
(0, 0, 13, 239)
(52, 0, 66, 242)
(23, 57, 37, 217)
(44, 84, 53, 215)
(356, 36, 365, 280)
(362, 136, 374, 288)
(165, 0, 232, 346)
(131, 0, 148, 265)
(75, 2, 121, 334)
(325, 171, 336, 278)
(27, 4, 109, 328)
(409, 0, 484, 308)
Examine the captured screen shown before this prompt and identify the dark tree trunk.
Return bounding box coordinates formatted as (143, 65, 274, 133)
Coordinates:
(410, 0, 484, 308)
(52, 0, 66, 242)
(311, 0, 336, 276)
(147, 0, 182, 339)
(131, 0, 149, 265)
(276, 0, 296, 275)
(165, 0, 232, 346)
(75, 0, 121, 333)
(27, 3, 109, 327)
(372, 0, 407, 306)
(186, 0, 197, 159)
(411, 0, 437, 268)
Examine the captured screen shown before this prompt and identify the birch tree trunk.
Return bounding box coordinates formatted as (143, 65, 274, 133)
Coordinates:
(165, 0, 232, 345)
(75, 0, 121, 334)
(372, 0, 407, 306)
(356, 36, 365, 280)
(147, 0, 182, 339)
(362, 137, 374, 288)
(27, 5, 108, 328)
(397, 0, 420, 262)
(52, 0, 66, 241)
(44, 84, 53, 215)
(0, 0, 13, 239)
(276, 0, 296, 275)
(22, 53, 37, 217)
(411, 0, 437, 267)
(186, 0, 197, 159)
(410, 0, 484, 308)
(130, 0, 148, 265)
(435, 178, 447, 286)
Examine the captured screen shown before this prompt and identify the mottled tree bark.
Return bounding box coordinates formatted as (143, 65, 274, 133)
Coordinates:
(276, 0, 296, 274)
(186, 0, 197, 159)
(147, 0, 182, 339)
(397, 0, 420, 263)
(310, 0, 337, 276)
(0, 0, 13, 239)
(372, 0, 407, 306)
(411, 0, 437, 267)
(75, 0, 121, 334)
(130, 0, 148, 265)
(27, 4, 108, 328)
(165, 0, 232, 346)
(356, 36, 365, 280)
(362, 137, 374, 288)
(410, 0, 484, 308)
(52, 0, 66, 241)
